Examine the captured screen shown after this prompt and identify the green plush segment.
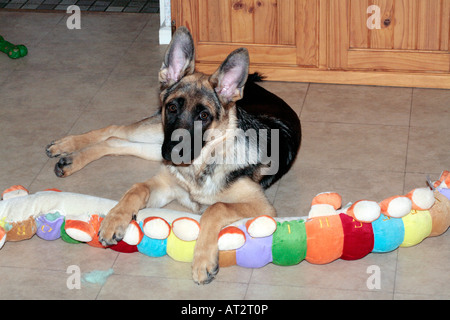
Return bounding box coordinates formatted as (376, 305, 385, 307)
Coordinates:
(0, 35, 28, 59)
(272, 220, 307, 266)
(60, 220, 81, 244)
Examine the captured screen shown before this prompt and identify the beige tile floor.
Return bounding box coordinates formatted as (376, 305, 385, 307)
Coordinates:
(0, 11, 449, 300)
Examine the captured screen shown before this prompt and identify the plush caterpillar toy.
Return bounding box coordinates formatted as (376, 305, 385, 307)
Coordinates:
(1, 171, 449, 269)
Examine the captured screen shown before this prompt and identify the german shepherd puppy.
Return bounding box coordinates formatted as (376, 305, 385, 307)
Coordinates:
(46, 27, 301, 284)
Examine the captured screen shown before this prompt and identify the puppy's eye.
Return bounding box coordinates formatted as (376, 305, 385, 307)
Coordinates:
(199, 111, 209, 121)
(167, 104, 177, 113)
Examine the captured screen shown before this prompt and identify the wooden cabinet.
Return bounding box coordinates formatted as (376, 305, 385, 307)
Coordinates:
(172, 0, 450, 89)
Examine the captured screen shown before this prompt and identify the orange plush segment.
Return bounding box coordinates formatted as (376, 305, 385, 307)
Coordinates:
(219, 250, 237, 268)
(305, 215, 344, 264)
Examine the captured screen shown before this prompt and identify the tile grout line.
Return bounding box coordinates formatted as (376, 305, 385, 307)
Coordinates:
(402, 87, 415, 194)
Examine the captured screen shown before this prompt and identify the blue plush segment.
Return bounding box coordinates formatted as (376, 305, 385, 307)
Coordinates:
(372, 214, 405, 253)
(137, 221, 167, 257)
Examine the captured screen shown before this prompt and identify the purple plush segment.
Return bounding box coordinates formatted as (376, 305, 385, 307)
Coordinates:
(439, 188, 450, 200)
(36, 214, 64, 241)
(236, 225, 273, 268)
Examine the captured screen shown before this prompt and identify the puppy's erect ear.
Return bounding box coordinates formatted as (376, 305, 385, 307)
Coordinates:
(210, 48, 249, 104)
(159, 26, 195, 89)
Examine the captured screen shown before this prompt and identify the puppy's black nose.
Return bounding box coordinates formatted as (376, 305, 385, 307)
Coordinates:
(162, 141, 186, 162)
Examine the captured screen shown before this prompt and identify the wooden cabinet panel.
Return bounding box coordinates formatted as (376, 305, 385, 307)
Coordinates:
(350, 0, 449, 51)
(173, 0, 319, 67)
(198, 0, 296, 45)
(339, 0, 450, 72)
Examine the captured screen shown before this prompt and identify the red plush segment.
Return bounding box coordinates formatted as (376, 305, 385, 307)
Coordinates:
(305, 215, 344, 264)
(339, 213, 374, 260)
(109, 241, 138, 253)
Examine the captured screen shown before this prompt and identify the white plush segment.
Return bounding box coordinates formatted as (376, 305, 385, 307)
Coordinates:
(308, 204, 338, 219)
(65, 228, 93, 243)
(0, 191, 117, 223)
(172, 218, 200, 241)
(2, 189, 28, 201)
(143, 217, 170, 240)
(353, 201, 381, 222)
(218, 232, 245, 251)
(123, 222, 142, 245)
(247, 216, 277, 238)
(386, 197, 412, 218)
(411, 188, 435, 210)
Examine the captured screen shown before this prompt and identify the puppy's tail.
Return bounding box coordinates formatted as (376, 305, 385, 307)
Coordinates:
(247, 72, 265, 83)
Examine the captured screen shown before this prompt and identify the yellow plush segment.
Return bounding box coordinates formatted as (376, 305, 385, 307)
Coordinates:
(400, 210, 432, 248)
(166, 230, 196, 263)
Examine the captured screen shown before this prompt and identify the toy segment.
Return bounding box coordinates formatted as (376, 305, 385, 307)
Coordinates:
(371, 214, 405, 253)
(35, 212, 64, 241)
(7, 217, 37, 242)
(346, 200, 381, 223)
(272, 220, 307, 266)
(245, 215, 277, 238)
(305, 215, 344, 265)
(65, 219, 96, 243)
(428, 190, 450, 237)
(2, 185, 29, 200)
(309, 192, 342, 218)
(172, 217, 200, 242)
(143, 217, 171, 240)
(0, 226, 6, 250)
(218, 226, 246, 251)
(339, 213, 374, 260)
(137, 221, 168, 257)
(60, 220, 81, 244)
(407, 188, 435, 211)
(379, 196, 412, 218)
(166, 229, 196, 263)
(236, 225, 273, 268)
(401, 210, 432, 248)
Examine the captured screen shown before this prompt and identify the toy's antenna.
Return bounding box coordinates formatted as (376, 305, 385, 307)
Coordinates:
(426, 175, 435, 191)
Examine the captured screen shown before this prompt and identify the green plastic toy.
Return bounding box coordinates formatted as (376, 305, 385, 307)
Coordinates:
(0, 35, 28, 59)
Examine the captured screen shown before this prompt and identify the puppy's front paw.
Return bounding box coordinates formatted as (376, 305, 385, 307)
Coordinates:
(192, 245, 219, 285)
(98, 206, 132, 246)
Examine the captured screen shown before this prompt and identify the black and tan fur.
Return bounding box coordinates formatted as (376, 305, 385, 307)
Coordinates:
(46, 27, 301, 284)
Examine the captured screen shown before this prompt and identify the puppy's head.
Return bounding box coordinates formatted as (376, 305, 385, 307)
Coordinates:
(159, 27, 249, 165)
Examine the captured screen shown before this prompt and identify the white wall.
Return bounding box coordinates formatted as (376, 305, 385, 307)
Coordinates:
(159, 0, 172, 44)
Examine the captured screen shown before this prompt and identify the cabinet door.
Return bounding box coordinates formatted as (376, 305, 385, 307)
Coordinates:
(173, 0, 319, 68)
(328, 0, 450, 72)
